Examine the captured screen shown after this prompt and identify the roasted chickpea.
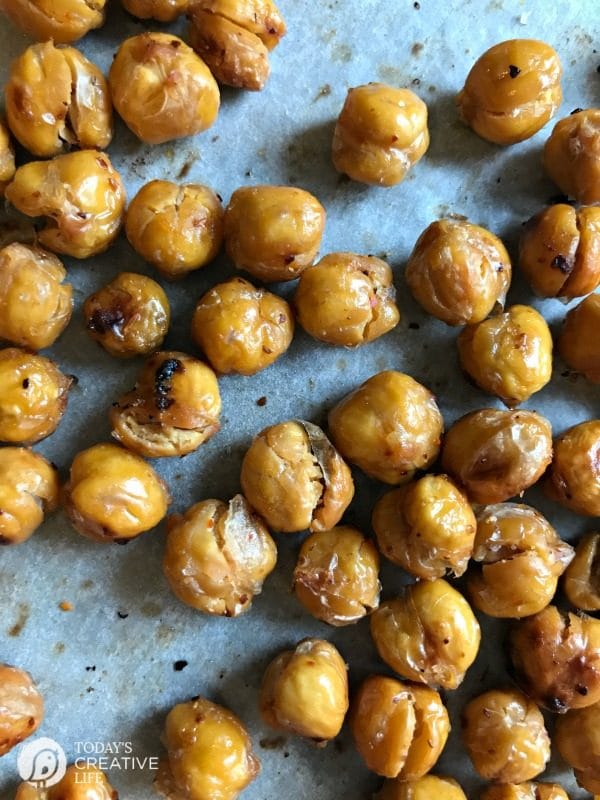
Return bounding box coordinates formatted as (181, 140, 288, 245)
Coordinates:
(350, 675, 449, 779)
(84, 272, 170, 358)
(469, 503, 573, 619)
(5, 150, 125, 259)
(110, 352, 221, 459)
(376, 776, 466, 800)
(0, 0, 106, 42)
(545, 420, 600, 516)
(63, 443, 170, 543)
(479, 783, 569, 800)
(260, 638, 348, 742)
(372, 475, 476, 579)
(224, 185, 326, 282)
(191, 277, 293, 374)
(123, 0, 187, 21)
(0, 448, 59, 545)
(0, 243, 72, 350)
(188, 0, 286, 91)
(0, 664, 43, 756)
(0, 348, 72, 444)
(370, 579, 480, 690)
(294, 253, 400, 346)
(543, 109, 600, 205)
(15, 765, 118, 800)
(164, 494, 276, 616)
(558, 294, 600, 382)
(555, 702, 600, 793)
(441, 409, 553, 504)
(125, 181, 224, 280)
(0, 119, 15, 195)
(109, 33, 219, 145)
(240, 420, 353, 533)
(564, 533, 600, 612)
(328, 370, 443, 485)
(293, 526, 380, 626)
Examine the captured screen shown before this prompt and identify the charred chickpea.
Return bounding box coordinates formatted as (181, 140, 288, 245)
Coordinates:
(555, 702, 600, 793)
(545, 420, 600, 517)
(480, 784, 569, 800)
(260, 639, 348, 742)
(191, 277, 293, 375)
(558, 294, 600, 382)
(0, 664, 44, 756)
(224, 185, 326, 282)
(123, 0, 187, 21)
(0, 0, 106, 42)
(0, 120, 15, 195)
(110, 352, 221, 459)
(375, 775, 467, 800)
(543, 109, 600, 205)
(15, 765, 118, 800)
(0, 448, 59, 545)
(563, 533, 600, 612)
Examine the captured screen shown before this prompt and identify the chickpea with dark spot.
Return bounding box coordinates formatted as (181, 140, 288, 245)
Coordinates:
(0, 448, 59, 545)
(555, 701, 600, 793)
(558, 293, 600, 383)
(0, 120, 15, 195)
(543, 109, 600, 204)
(545, 420, 600, 517)
(0, 0, 106, 42)
(0, 663, 44, 756)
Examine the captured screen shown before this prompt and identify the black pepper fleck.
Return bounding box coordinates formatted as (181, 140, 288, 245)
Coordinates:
(22, 378, 30, 389)
(174, 660, 188, 671)
(571, 107, 583, 114)
(117, 611, 129, 619)
(551, 254, 572, 273)
(508, 64, 521, 78)
(256, 396, 267, 407)
(413, 1, 420, 7)
(154, 358, 183, 411)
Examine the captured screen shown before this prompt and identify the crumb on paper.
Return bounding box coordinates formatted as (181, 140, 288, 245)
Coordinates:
(117, 610, 129, 619)
(60, 600, 74, 612)
(256, 396, 267, 407)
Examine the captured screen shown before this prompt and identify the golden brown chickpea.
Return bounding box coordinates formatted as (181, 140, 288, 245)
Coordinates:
(456, 40, 562, 145)
(441, 409, 553, 504)
(0, 348, 72, 444)
(125, 181, 224, 280)
(376, 775, 467, 800)
(240, 420, 354, 533)
(63, 443, 170, 543)
(294, 253, 400, 346)
(543, 109, 600, 205)
(191, 277, 293, 375)
(479, 783, 569, 800)
(555, 702, 600, 793)
(0, 447, 59, 545)
(0, 243, 73, 350)
(564, 533, 600, 612)
(545, 420, 600, 517)
(462, 689, 550, 783)
(519, 205, 600, 299)
(405, 219, 511, 326)
(293, 526, 380, 626)
(0, 0, 106, 42)
(0, 664, 44, 756)
(109, 33, 219, 145)
(328, 370, 443, 485)
(5, 150, 125, 259)
(350, 675, 449, 779)
(123, 0, 187, 21)
(15, 765, 118, 800)
(372, 475, 476, 579)
(188, 0, 286, 91)
(84, 272, 170, 358)
(260, 638, 348, 742)
(469, 503, 573, 619)
(224, 185, 326, 282)
(163, 495, 276, 616)
(110, 352, 221, 459)
(558, 294, 600, 382)
(0, 119, 15, 195)
(370, 579, 480, 690)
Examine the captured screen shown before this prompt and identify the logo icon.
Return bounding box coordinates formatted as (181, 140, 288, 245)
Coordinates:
(17, 737, 67, 788)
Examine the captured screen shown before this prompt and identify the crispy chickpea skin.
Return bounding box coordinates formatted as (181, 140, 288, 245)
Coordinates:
(0, 664, 43, 756)
(545, 420, 600, 517)
(125, 181, 224, 280)
(372, 475, 476, 579)
(0, 243, 73, 350)
(84, 272, 170, 358)
(564, 533, 600, 612)
(350, 675, 450, 779)
(224, 185, 326, 282)
(293, 526, 380, 626)
(260, 638, 348, 742)
(110, 352, 221, 459)
(0, 448, 59, 545)
(191, 277, 293, 375)
(375, 775, 467, 800)
(15, 765, 118, 799)
(370, 579, 481, 690)
(480, 783, 569, 800)
(469, 503, 573, 619)
(188, 0, 286, 91)
(0, 119, 15, 195)
(240, 420, 354, 533)
(543, 109, 600, 205)
(555, 702, 600, 793)
(155, 696, 259, 800)
(328, 370, 443, 485)
(123, 0, 187, 21)
(0, 0, 106, 43)
(63, 443, 170, 543)
(559, 294, 600, 382)
(163, 495, 276, 616)
(5, 150, 125, 259)
(294, 252, 400, 347)
(109, 33, 220, 145)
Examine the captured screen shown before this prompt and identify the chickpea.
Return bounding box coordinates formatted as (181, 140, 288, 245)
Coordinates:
(294, 252, 400, 347)
(15, 765, 118, 799)
(563, 533, 600, 612)
(479, 783, 569, 800)
(543, 109, 600, 205)
(110, 352, 221, 459)
(163, 494, 276, 616)
(109, 33, 219, 145)
(376, 775, 466, 800)
(191, 277, 293, 375)
(441, 409, 553, 504)
(125, 181, 224, 280)
(63, 443, 170, 543)
(555, 702, 600, 794)
(188, 0, 286, 91)
(370, 579, 480, 690)
(0, 448, 59, 545)
(240, 420, 354, 533)
(0, 664, 43, 756)
(0, 243, 72, 350)
(469, 503, 574, 619)
(293, 526, 380, 626)
(0, 119, 15, 195)
(545, 420, 600, 517)
(5, 150, 125, 259)
(259, 638, 348, 742)
(558, 294, 600, 382)
(224, 185, 326, 282)
(84, 272, 170, 359)
(123, 0, 187, 21)
(372, 474, 476, 579)
(0, 0, 106, 42)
